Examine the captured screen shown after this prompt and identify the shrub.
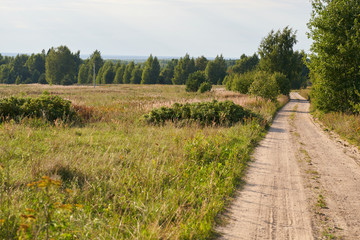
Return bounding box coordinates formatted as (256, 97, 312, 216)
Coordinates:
(198, 82, 212, 93)
(0, 94, 78, 123)
(231, 71, 256, 94)
(185, 71, 207, 92)
(143, 100, 260, 126)
(249, 71, 279, 101)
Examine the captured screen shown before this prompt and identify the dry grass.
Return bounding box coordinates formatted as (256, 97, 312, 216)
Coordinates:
(0, 84, 287, 239)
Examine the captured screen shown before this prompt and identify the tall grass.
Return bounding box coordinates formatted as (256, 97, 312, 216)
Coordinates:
(314, 110, 360, 148)
(0, 84, 286, 239)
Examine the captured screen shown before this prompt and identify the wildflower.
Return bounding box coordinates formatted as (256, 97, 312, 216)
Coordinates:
(0, 219, 5, 225)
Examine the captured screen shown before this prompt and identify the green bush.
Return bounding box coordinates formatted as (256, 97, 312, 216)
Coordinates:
(249, 71, 280, 101)
(0, 94, 78, 123)
(231, 71, 256, 94)
(143, 100, 260, 126)
(185, 71, 207, 92)
(198, 82, 212, 93)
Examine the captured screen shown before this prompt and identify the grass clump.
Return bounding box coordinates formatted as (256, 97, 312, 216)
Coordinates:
(143, 100, 260, 126)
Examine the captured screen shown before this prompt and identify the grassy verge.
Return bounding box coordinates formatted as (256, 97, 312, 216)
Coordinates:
(0, 84, 287, 239)
(313, 110, 360, 148)
(296, 87, 360, 149)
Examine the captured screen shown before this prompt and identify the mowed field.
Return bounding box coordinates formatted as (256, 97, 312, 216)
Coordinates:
(0, 84, 287, 239)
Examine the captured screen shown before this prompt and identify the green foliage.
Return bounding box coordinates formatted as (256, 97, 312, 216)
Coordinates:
(143, 100, 258, 126)
(159, 59, 177, 84)
(98, 62, 115, 84)
(258, 27, 306, 90)
(172, 54, 196, 85)
(273, 72, 290, 95)
(123, 62, 134, 84)
(77, 63, 90, 84)
(307, 0, 360, 112)
(195, 56, 208, 71)
(231, 54, 259, 74)
(185, 71, 208, 92)
(141, 55, 160, 84)
(45, 46, 79, 85)
(225, 71, 255, 94)
(205, 55, 227, 85)
(130, 65, 143, 84)
(114, 64, 125, 84)
(249, 71, 280, 101)
(198, 82, 212, 93)
(0, 94, 78, 123)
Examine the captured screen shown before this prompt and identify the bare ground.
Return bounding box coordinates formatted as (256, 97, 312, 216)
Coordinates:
(217, 92, 360, 239)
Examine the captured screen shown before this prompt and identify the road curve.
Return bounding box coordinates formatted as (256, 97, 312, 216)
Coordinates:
(217, 92, 360, 239)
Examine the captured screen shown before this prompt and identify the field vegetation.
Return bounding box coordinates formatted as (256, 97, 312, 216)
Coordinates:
(0, 84, 287, 239)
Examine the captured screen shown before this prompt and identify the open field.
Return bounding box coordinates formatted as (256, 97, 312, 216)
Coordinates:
(0, 84, 287, 239)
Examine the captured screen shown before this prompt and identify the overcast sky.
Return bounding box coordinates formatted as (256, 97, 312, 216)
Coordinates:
(0, 0, 313, 58)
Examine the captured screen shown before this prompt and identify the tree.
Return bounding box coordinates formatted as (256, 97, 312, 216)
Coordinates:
(25, 52, 46, 83)
(307, 0, 360, 112)
(77, 63, 90, 84)
(185, 71, 208, 92)
(130, 65, 143, 84)
(114, 64, 125, 84)
(205, 55, 227, 85)
(224, 71, 256, 94)
(249, 71, 279, 102)
(101, 62, 115, 84)
(231, 54, 259, 74)
(90, 50, 104, 75)
(45, 46, 77, 85)
(195, 56, 208, 71)
(141, 55, 160, 84)
(258, 27, 304, 91)
(172, 54, 196, 85)
(123, 62, 134, 84)
(159, 59, 177, 84)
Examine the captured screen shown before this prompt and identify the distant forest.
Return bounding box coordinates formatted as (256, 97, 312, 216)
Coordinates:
(0, 47, 237, 86)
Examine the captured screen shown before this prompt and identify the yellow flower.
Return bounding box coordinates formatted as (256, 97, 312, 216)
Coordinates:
(0, 219, 5, 225)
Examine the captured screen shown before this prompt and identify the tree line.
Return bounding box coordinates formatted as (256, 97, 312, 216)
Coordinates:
(0, 49, 229, 86)
(224, 26, 309, 100)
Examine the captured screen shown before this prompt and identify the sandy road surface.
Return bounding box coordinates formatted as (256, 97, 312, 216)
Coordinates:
(217, 92, 360, 239)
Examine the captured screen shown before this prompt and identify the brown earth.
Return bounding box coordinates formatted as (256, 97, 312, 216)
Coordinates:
(217, 92, 360, 239)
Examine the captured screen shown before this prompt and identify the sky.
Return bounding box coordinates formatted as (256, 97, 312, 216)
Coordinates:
(0, 0, 313, 59)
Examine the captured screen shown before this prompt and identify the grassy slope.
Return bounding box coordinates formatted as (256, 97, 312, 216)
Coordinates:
(0, 85, 287, 239)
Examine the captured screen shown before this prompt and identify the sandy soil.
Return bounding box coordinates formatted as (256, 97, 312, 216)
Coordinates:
(217, 92, 360, 239)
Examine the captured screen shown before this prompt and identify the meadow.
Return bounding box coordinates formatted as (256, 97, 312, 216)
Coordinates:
(0, 84, 287, 239)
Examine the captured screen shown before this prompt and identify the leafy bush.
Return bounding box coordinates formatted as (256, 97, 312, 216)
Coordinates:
(143, 100, 259, 126)
(249, 71, 280, 101)
(230, 71, 256, 94)
(0, 94, 78, 123)
(198, 82, 212, 93)
(185, 71, 208, 92)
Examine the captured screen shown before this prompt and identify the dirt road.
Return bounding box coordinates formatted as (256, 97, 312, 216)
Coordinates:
(217, 92, 360, 239)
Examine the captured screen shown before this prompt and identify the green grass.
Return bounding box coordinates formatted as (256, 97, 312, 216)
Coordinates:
(0, 84, 287, 239)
